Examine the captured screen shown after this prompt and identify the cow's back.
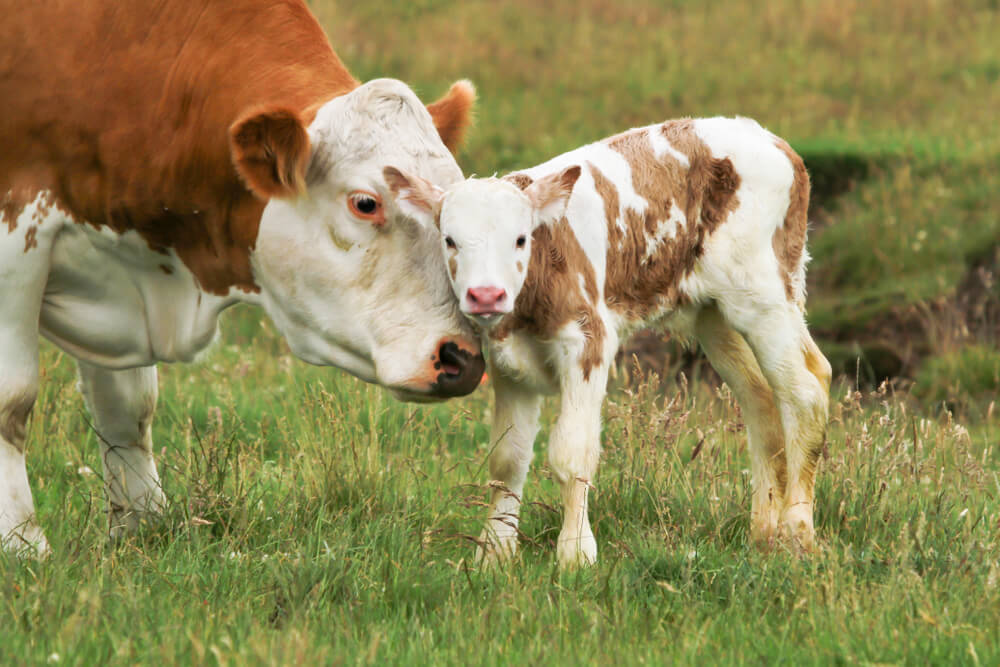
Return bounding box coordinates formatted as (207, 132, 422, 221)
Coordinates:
(1, 0, 356, 291)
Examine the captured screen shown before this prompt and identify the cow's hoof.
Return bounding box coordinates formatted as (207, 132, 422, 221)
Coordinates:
(1, 523, 51, 559)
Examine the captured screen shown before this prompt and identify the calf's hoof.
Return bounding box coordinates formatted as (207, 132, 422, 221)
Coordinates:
(556, 529, 597, 570)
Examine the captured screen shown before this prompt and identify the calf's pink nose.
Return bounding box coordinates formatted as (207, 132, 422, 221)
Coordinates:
(466, 286, 507, 313)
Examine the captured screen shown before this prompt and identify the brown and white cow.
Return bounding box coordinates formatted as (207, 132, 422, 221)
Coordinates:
(387, 117, 832, 568)
(0, 0, 486, 554)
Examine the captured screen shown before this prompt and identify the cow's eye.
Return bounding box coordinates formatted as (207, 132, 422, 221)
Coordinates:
(348, 190, 384, 223)
(444, 236, 457, 250)
(516, 235, 527, 249)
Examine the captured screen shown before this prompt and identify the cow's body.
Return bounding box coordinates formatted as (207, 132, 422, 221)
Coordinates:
(1, 0, 485, 554)
(389, 117, 832, 568)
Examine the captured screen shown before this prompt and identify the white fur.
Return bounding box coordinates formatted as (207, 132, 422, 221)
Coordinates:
(0, 79, 479, 552)
(437, 117, 831, 568)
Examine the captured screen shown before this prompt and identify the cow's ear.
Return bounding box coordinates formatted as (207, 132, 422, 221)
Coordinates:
(383, 166, 444, 228)
(230, 107, 310, 199)
(525, 165, 581, 227)
(426, 80, 475, 154)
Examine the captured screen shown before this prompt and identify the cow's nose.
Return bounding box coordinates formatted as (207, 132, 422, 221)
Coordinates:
(466, 286, 507, 314)
(429, 340, 486, 397)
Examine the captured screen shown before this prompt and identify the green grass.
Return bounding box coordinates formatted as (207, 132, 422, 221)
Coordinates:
(5, 0, 1000, 664)
(5, 313, 999, 664)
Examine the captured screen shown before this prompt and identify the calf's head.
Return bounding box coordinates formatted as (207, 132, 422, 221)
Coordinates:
(229, 78, 484, 400)
(383, 165, 581, 330)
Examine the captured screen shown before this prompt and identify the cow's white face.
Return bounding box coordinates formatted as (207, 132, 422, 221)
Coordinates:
(234, 79, 484, 400)
(383, 166, 581, 331)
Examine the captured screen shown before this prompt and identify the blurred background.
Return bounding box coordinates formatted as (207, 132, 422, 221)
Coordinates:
(313, 0, 999, 412)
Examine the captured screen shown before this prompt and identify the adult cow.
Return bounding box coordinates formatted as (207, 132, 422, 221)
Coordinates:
(0, 0, 485, 555)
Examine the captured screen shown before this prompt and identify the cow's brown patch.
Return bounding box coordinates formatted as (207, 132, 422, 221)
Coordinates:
(516, 261, 524, 273)
(599, 121, 741, 321)
(448, 256, 458, 281)
(23, 226, 38, 252)
(0, 391, 36, 450)
(491, 217, 606, 380)
(0, 1, 473, 297)
(771, 138, 810, 304)
(425, 80, 476, 153)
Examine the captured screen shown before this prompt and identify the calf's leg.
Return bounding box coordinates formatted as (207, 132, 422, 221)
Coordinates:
(694, 305, 787, 546)
(476, 369, 542, 566)
(549, 358, 612, 569)
(77, 362, 165, 538)
(725, 301, 830, 550)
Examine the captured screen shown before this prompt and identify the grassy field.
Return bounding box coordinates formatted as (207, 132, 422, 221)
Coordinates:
(4, 1, 1000, 664)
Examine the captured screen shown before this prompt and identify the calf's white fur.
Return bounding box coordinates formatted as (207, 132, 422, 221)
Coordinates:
(386, 117, 832, 568)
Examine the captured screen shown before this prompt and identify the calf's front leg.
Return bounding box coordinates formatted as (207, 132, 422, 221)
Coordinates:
(549, 360, 611, 570)
(476, 369, 542, 566)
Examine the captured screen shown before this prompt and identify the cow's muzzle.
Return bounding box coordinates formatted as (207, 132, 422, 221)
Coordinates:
(427, 340, 486, 398)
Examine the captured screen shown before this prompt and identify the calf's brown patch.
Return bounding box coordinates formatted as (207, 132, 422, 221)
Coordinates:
(491, 217, 606, 380)
(599, 120, 741, 321)
(771, 138, 810, 303)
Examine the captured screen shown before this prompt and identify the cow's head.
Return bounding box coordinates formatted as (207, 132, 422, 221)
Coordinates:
(382, 166, 581, 331)
(229, 78, 484, 400)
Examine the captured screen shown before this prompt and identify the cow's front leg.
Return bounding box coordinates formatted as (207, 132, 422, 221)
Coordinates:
(549, 360, 611, 570)
(1, 198, 53, 556)
(77, 362, 165, 538)
(476, 369, 542, 566)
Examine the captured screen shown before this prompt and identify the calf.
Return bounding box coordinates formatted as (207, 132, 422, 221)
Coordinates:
(386, 117, 832, 568)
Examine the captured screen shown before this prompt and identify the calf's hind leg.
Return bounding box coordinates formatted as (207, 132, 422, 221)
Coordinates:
(77, 362, 166, 538)
(476, 369, 542, 566)
(726, 302, 830, 550)
(694, 305, 787, 546)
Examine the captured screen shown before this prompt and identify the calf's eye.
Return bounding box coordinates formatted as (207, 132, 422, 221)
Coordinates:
(445, 236, 456, 249)
(516, 235, 527, 249)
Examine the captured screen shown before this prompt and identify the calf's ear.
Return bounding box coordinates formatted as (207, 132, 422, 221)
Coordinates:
(426, 80, 476, 154)
(525, 165, 581, 226)
(230, 107, 310, 199)
(383, 166, 444, 228)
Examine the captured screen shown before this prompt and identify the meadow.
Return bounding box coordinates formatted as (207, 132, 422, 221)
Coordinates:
(3, 1, 999, 664)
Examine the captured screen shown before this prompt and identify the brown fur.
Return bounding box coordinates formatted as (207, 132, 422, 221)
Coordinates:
(23, 226, 37, 252)
(424, 80, 476, 153)
(599, 120, 741, 321)
(448, 256, 458, 281)
(0, 0, 472, 295)
(491, 217, 606, 380)
(771, 139, 810, 304)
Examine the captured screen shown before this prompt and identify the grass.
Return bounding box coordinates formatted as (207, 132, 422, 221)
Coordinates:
(5, 313, 999, 664)
(5, 0, 1000, 664)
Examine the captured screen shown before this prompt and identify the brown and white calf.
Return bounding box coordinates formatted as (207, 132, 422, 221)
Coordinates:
(387, 117, 832, 568)
(0, 0, 485, 555)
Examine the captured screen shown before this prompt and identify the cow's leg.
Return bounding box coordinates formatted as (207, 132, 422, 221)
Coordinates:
(475, 369, 542, 566)
(0, 198, 55, 556)
(76, 362, 165, 537)
(724, 301, 831, 550)
(695, 305, 787, 546)
(549, 355, 612, 569)
(0, 365, 45, 555)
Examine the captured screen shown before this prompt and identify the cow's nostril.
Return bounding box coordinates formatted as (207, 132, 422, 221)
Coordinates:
(438, 342, 466, 377)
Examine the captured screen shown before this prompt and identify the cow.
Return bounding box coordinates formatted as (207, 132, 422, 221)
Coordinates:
(385, 117, 833, 569)
(0, 0, 486, 555)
